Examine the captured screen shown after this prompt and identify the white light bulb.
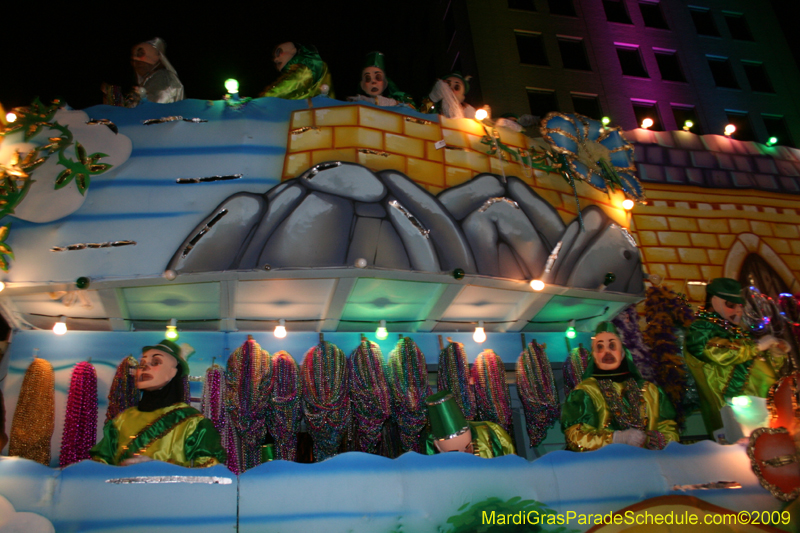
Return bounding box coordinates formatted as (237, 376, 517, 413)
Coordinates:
(622, 199, 634, 210)
(530, 279, 545, 291)
(473, 321, 486, 343)
(53, 316, 67, 335)
(274, 319, 287, 339)
(376, 319, 388, 340)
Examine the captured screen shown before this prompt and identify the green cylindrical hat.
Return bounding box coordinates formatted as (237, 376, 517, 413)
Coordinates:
(426, 390, 469, 440)
(260, 443, 275, 462)
(595, 321, 620, 336)
(706, 278, 744, 304)
(363, 51, 386, 72)
(141, 339, 190, 377)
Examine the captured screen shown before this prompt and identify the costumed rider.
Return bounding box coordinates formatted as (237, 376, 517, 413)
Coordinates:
(260, 42, 335, 99)
(90, 340, 226, 467)
(561, 322, 679, 451)
(103, 38, 184, 107)
(347, 52, 415, 108)
(685, 278, 788, 437)
(424, 390, 516, 458)
(420, 73, 476, 119)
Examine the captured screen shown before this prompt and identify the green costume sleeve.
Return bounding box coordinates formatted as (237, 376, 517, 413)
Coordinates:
(652, 383, 679, 447)
(475, 421, 516, 457)
(560, 388, 613, 451)
(260, 65, 316, 99)
(184, 418, 227, 467)
(90, 420, 120, 465)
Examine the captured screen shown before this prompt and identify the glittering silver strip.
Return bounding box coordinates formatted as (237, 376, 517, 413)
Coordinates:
(142, 117, 208, 125)
(478, 197, 519, 213)
(176, 175, 242, 184)
(51, 241, 136, 252)
(426, 392, 454, 406)
(404, 117, 433, 125)
(106, 476, 232, 484)
(612, 224, 638, 249)
(357, 149, 390, 158)
(544, 241, 562, 273)
(388, 200, 430, 238)
(671, 481, 741, 491)
(182, 210, 228, 257)
(437, 426, 471, 441)
(303, 161, 342, 180)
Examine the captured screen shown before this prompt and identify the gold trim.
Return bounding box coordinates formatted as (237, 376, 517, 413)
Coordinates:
(746, 426, 800, 502)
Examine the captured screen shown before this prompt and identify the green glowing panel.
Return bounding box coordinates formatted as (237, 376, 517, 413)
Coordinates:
(123, 282, 220, 321)
(339, 279, 447, 328)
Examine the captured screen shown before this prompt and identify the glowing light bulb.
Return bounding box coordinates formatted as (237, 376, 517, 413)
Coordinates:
(565, 320, 576, 339)
(5, 112, 16, 123)
(274, 318, 287, 339)
(165, 318, 178, 340)
(376, 319, 388, 340)
(731, 395, 751, 407)
(767, 136, 778, 146)
(473, 320, 486, 343)
(475, 108, 488, 121)
(724, 124, 736, 136)
(622, 199, 634, 210)
(0, 281, 5, 292)
(530, 279, 545, 291)
(601, 116, 611, 126)
(641, 118, 654, 129)
(683, 120, 693, 131)
(53, 316, 67, 335)
(225, 78, 239, 94)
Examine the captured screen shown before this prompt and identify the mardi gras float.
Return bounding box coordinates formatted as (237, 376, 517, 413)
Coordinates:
(0, 91, 798, 532)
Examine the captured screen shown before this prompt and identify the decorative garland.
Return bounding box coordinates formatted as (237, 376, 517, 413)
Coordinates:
(201, 364, 225, 435)
(563, 344, 590, 397)
(437, 341, 476, 420)
(387, 337, 431, 453)
(105, 355, 139, 423)
(612, 305, 656, 381)
(348, 340, 391, 454)
(59, 361, 98, 467)
(472, 349, 513, 434)
(224, 338, 274, 473)
(270, 351, 301, 461)
(777, 294, 800, 370)
(9, 358, 55, 465)
(516, 340, 559, 447)
(643, 285, 695, 428)
(302, 341, 350, 462)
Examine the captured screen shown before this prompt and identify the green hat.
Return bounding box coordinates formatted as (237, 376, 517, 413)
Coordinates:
(442, 72, 470, 94)
(706, 278, 744, 304)
(595, 321, 620, 336)
(142, 339, 190, 377)
(426, 390, 469, 440)
(363, 51, 386, 72)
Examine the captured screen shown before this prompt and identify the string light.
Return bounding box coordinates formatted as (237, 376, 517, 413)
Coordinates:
(5, 112, 16, 123)
(475, 107, 488, 121)
(529, 279, 545, 291)
(53, 316, 67, 335)
(224, 79, 239, 94)
(766, 136, 778, 146)
(165, 318, 178, 340)
(731, 396, 751, 407)
(683, 120, 693, 131)
(473, 320, 486, 343)
(375, 319, 388, 340)
(601, 116, 611, 126)
(641, 118, 654, 129)
(274, 318, 287, 339)
(565, 319, 576, 339)
(724, 124, 736, 136)
(622, 199, 634, 210)
(0, 281, 5, 292)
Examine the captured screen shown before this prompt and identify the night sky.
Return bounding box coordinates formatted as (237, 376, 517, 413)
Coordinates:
(2, 1, 800, 114)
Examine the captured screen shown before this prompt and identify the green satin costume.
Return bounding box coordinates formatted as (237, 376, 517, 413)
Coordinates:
(90, 403, 226, 467)
(561, 377, 679, 451)
(260, 44, 335, 100)
(684, 309, 785, 435)
(425, 420, 516, 458)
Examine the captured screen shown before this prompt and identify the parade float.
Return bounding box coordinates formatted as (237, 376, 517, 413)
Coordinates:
(0, 93, 797, 532)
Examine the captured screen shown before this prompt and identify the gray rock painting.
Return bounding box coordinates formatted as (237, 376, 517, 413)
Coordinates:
(167, 162, 644, 295)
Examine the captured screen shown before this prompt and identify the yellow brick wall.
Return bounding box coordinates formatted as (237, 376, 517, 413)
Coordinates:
(630, 185, 800, 302)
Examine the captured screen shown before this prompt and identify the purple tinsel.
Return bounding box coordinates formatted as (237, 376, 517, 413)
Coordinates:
(348, 340, 391, 454)
(516, 340, 559, 447)
(387, 337, 431, 453)
(201, 365, 225, 434)
(302, 341, 351, 461)
(270, 351, 301, 461)
(437, 341, 476, 420)
(105, 356, 138, 423)
(472, 349, 513, 433)
(60, 362, 98, 467)
(612, 305, 656, 381)
(562, 344, 590, 397)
